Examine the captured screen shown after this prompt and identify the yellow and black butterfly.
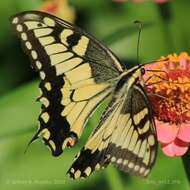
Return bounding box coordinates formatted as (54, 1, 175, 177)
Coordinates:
(10, 11, 157, 179)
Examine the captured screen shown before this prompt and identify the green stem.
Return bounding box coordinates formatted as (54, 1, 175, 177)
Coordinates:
(105, 166, 125, 190)
(182, 150, 190, 185)
(157, 3, 174, 52)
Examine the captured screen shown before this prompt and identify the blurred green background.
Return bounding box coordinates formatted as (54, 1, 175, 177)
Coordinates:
(0, 0, 190, 190)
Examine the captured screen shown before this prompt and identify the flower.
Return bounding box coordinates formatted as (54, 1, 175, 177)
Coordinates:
(144, 52, 190, 157)
(113, 0, 168, 3)
(39, 0, 75, 23)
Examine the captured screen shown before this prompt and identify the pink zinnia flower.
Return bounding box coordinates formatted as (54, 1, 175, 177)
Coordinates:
(144, 52, 190, 157)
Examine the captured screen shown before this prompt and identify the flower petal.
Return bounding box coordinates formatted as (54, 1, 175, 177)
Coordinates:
(179, 52, 189, 69)
(156, 120, 178, 143)
(161, 138, 189, 157)
(177, 123, 190, 142)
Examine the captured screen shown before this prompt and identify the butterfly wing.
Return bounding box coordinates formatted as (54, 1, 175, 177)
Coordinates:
(110, 84, 157, 177)
(10, 11, 125, 156)
(68, 83, 157, 179)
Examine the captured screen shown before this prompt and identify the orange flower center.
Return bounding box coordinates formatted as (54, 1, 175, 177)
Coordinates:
(144, 52, 190, 124)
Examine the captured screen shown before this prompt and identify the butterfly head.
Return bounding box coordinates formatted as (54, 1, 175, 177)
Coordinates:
(140, 67, 146, 75)
(129, 64, 146, 78)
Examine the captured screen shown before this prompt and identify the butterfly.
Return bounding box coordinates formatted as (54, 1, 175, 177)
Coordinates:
(10, 11, 157, 179)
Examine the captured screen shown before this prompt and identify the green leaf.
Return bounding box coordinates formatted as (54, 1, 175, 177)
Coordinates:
(0, 81, 39, 138)
(105, 166, 125, 190)
(102, 22, 153, 46)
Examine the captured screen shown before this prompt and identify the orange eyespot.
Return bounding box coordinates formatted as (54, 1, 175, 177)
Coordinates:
(66, 137, 76, 147)
(66, 133, 78, 147)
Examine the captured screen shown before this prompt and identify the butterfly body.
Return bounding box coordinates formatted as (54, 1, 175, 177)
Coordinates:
(10, 11, 157, 178)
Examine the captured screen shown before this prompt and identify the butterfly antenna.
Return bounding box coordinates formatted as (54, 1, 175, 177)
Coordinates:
(134, 20, 143, 67)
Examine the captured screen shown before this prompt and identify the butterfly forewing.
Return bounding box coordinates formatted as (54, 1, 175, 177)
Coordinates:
(10, 11, 124, 156)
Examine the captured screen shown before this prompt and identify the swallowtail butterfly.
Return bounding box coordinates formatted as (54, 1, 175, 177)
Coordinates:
(10, 11, 157, 179)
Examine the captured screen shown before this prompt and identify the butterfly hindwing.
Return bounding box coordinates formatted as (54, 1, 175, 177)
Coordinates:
(68, 71, 157, 178)
(10, 11, 125, 156)
(110, 84, 157, 177)
(68, 95, 122, 179)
